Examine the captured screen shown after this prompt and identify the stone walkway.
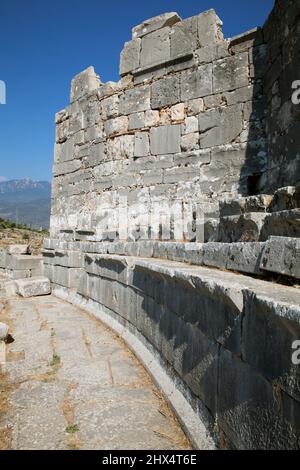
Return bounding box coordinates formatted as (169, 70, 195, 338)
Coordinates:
(0, 295, 190, 450)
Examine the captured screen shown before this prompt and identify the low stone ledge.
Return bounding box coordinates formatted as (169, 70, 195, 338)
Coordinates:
(51, 255, 300, 449)
(260, 236, 300, 279)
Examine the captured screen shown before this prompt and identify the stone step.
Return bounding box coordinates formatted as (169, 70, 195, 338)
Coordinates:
(260, 236, 300, 279)
(217, 209, 300, 243)
(219, 185, 300, 218)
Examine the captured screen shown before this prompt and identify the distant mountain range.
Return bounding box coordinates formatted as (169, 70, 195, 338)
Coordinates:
(0, 178, 51, 228)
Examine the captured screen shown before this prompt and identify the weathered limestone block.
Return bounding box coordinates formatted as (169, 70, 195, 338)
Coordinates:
(242, 289, 300, 402)
(70, 67, 101, 103)
(185, 98, 204, 116)
(199, 104, 243, 148)
(144, 110, 159, 127)
(260, 236, 300, 279)
(217, 213, 268, 243)
(171, 103, 185, 121)
(107, 135, 134, 160)
(170, 16, 198, 59)
(183, 116, 199, 134)
(15, 277, 51, 298)
(134, 132, 150, 157)
(269, 186, 300, 212)
(104, 116, 128, 136)
(54, 159, 81, 176)
(7, 255, 43, 271)
(150, 125, 181, 155)
(213, 53, 249, 93)
(101, 95, 120, 120)
(202, 242, 229, 269)
(140, 27, 171, 69)
(128, 112, 145, 130)
(226, 242, 264, 274)
(6, 245, 29, 255)
(181, 64, 213, 101)
(181, 133, 199, 152)
(119, 85, 150, 115)
(120, 38, 141, 76)
(196, 43, 229, 65)
(132, 12, 181, 39)
(197, 9, 224, 47)
(151, 75, 180, 109)
(260, 210, 300, 241)
(218, 347, 297, 450)
(54, 250, 84, 269)
(220, 194, 273, 217)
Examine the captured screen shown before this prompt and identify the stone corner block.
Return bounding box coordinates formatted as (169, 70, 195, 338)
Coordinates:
(132, 12, 181, 39)
(120, 38, 141, 76)
(70, 66, 101, 103)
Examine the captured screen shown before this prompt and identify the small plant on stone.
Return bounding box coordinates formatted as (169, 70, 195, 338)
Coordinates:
(65, 424, 79, 434)
(50, 353, 61, 367)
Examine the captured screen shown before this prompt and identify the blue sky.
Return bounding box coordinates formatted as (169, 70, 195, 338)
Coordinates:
(0, 0, 274, 182)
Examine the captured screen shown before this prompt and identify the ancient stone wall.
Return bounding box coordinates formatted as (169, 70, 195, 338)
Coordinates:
(45, 0, 300, 450)
(263, 0, 300, 191)
(51, 9, 269, 242)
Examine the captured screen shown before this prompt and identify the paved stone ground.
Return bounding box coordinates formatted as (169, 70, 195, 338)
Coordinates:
(0, 295, 191, 450)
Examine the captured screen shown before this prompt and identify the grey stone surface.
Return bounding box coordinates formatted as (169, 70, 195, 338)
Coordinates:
(170, 16, 198, 59)
(6, 245, 29, 255)
(0, 295, 191, 450)
(181, 64, 213, 101)
(151, 75, 180, 109)
(213, 53, 249, 93)
(197, 10, 224, 47)
(120, 38, 141, 76)
(134, 132, 150, 157)
(260, 236, 300, 279)
(199, 104, 243, 148)
(132, 13, 181, 39)
(70, 67, 100, 103)
(150, 125, 181, 155)
(140, 27, 171, 70)
(15, 276, 51, 298)
(119, 85, 150, 115)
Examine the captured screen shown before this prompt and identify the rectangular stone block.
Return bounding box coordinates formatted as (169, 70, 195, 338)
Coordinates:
(140, 27, 171, 69)
(197, 9, 224, 47)
(181, 64, 213, 101)
(199, 104, 243, 148)
(226, 242, 264, 274)
(151, 75, 180, 109)
(15, 277, 51, 298)
(128, 112, 145, 130)
(242, 289, 300, 402)
(120, 38, 141, 76)
(213, 53, 249, 93)
(260, 236, 300, 279)
(119, 85, 150, 115)
(132, 13, 181, 39)
(134, 132, 150, 157)
(7, 255, 43, 271)
(150, 125, 181, 155)
(170, 16, 198, 59)
(217, 348, 298, 450)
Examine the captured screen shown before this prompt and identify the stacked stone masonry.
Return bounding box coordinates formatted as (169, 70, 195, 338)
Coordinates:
(45, 0, 300, 450)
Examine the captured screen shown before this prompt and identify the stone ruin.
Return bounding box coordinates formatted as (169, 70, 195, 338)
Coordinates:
(2, 0, 300, 449)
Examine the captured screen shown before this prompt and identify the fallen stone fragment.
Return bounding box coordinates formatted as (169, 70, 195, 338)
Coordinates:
(15, 277, 51, 298)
